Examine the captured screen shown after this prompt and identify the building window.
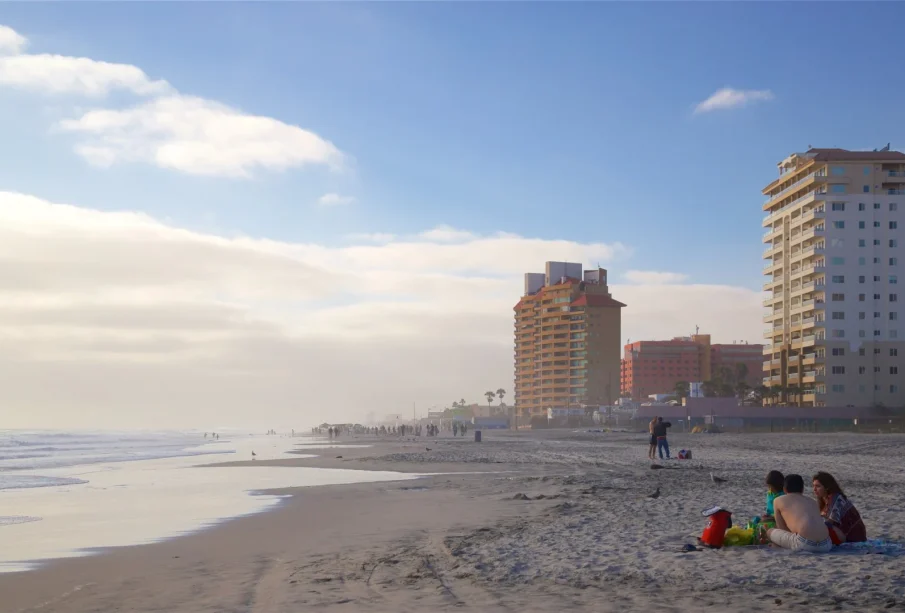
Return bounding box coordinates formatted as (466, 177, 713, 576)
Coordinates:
(832, 202, 845, 211)
(875, 239, 881, 246)
(875, 221, 882, 228)
(859, 329, 866, 338)
(892, 258, 899, 266)
(892, 203, 899, 211)
(859, 203, 866, 211)
(832, 366, 845, 375)
(864, 167, 872, 175)
(892, 294, 899, 302)
(875, 312, 881, 318)
(832, 276, 845, 284)
(859, 275, 866, 282)
(892, 240, 899, 248)
(874, 257, 881, 264)
(892, 348, 899, 357)
(832, 185, 847, 194)
(832, 329, 845, 338)
(893, 330, 899, 339)
(859, 259, 866, 266)
(859, 366, 866, 374)
(859, 221, 866, 229)
(859, 385, 866, 393)
(875, 294, 882, 300)
(832, 257, 845, 265)
(892, 313, 899, 321)
(832, 348, 846, 356)
(832, 384, 845, 392)
(875, 277, 881, 283)
(831, 167, 846, 176)
(859, 294, 866, 302)
(875, 330, 882, 336)
(892, 367, 900, 375)
(875, 366, 882, 373)
(832, 293, 845, 301)
(891, 221, 899, 230)
(860, 348, 866, 356)
(832, 311, 845, 320)
(859, 239, 866, 247)
(859, 312, 866, 319)
(875, 348, 882, 355)
(875, 202, 882, 210)
(893, 385, 900, 393)
(863, 185, 870, 193)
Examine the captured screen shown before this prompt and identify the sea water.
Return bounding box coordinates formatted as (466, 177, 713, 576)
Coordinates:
(0, 431, 416, 572)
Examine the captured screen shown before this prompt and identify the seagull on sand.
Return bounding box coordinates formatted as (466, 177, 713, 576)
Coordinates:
(648, 487, 661, 499)
(710, 472, 727, 485)
(426, 447, 432, 452)
(251, 451, 257, 460)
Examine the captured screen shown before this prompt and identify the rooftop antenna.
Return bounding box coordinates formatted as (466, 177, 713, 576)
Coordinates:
(695, 325, 699, 335)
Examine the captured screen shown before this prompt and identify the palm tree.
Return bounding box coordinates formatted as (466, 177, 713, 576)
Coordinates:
(485, 391, 496, 416)
(674, 381, 690, 401)
(496, 388, 506, 406)
(735, 381, 751, 402)
(754, 385, 770, 406)
(786, 384, 802, 407)
(735, 363, 749, 386)
(460, 398, 466, 408)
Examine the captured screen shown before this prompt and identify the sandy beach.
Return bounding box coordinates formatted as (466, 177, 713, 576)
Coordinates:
(3, 430, 905, 613)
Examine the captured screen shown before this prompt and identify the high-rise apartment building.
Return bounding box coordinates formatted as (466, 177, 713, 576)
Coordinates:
(762, 147, 905, 407)
(621, 334, 763, 400)
(513, 262, 624, 420)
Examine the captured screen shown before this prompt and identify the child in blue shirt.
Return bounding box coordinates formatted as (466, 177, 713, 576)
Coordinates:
(764, 470, 785, 518)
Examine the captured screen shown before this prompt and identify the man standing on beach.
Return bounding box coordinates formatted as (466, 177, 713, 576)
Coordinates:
(653, 417, 671, 460)
(767, 474, 832, 552)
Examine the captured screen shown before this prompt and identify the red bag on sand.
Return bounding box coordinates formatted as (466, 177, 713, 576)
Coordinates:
(700, 506, 732, 548)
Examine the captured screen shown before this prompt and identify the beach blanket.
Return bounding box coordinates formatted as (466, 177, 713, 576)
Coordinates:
(833, 539, 905, 556)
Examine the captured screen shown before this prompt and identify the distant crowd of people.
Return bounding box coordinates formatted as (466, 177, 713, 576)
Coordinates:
(311, 422, 471, 439)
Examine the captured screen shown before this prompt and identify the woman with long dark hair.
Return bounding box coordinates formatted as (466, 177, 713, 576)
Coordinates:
(812, 472, 867, 545)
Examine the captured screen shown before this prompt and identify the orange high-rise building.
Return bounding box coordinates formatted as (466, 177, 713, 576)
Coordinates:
(513, 262, 625, 421)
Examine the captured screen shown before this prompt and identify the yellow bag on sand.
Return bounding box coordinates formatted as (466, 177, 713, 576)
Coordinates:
(723, 527, 755, 547)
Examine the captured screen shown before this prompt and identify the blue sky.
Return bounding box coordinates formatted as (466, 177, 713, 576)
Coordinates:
(1, 4, 902, 426)
(1, 3, 901, 287)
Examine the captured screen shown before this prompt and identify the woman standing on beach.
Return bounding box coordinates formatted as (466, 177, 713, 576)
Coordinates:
(813, 472, 867, 545)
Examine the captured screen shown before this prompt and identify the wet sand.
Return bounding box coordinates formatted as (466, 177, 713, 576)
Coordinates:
(3, 430, 905, 612)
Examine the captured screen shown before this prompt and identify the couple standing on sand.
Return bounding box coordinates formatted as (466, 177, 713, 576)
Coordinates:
(647, 417, 671, 460)
(765, 471, 867, 553)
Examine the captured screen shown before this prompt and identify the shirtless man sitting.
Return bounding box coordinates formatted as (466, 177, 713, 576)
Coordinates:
(767, 474, 832, 553)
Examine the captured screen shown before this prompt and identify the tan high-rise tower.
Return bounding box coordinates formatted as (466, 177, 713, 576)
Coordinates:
(513, 262, 625, 421)
(762, 148, 905, 407)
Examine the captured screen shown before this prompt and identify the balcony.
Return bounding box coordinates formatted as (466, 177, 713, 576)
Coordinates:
(763, 277, 783, 291)
(885, 170, 905, 182)
(763, 243, 783, 258)
(763, 294, 782, 307)
(887, 189, 905, 195)
(798, 227, 826, 242)
(800, 208, 826, 223)
(763, 226, 783, 241)
(763, 190, 823, 225)
(763, 172, 824, 207)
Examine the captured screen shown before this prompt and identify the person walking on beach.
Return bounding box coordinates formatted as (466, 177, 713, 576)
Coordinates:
(647, 417, 658, 460)
(653, 417, 671, 460)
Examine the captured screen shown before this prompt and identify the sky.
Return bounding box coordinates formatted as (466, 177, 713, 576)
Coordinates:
(1, 4, 902, 429)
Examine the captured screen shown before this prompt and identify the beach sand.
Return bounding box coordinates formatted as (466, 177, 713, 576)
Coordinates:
(3, 430, 905, 612)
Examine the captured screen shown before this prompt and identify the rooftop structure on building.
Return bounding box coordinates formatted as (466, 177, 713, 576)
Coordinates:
(513, 262, 624, 423)
(762, 146, 904, 407)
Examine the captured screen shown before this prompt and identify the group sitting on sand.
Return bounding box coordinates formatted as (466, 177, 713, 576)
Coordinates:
(763, 470, 867, 552)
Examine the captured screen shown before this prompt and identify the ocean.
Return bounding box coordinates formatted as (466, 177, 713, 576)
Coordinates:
(0, 431, 414, 572)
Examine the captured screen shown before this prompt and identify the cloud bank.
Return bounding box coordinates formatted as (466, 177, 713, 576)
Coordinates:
(0, 191, 762, 429)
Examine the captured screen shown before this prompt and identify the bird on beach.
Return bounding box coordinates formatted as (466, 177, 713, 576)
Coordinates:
(425, 447, 432, 451)
(251, 451, 257, 460)
(648, 487, 661, 499)
(710, 472, 727, 485)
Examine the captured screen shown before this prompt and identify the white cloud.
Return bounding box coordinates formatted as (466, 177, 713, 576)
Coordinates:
(0, 190, 761, 429)
(623, 270, 688, 284)
(418, 225, 476, 243)
(317, 193, 356, 207)
(0, 53, 171, 97)
(0, 23, 343, 177)
(694, 87, 774, 114)
(0, 24, 27, 55)
(58, 95, 343, 177)
(346, 232, 395, 243)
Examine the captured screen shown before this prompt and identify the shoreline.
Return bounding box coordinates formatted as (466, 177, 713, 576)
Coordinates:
(3, 431, 905, 612)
